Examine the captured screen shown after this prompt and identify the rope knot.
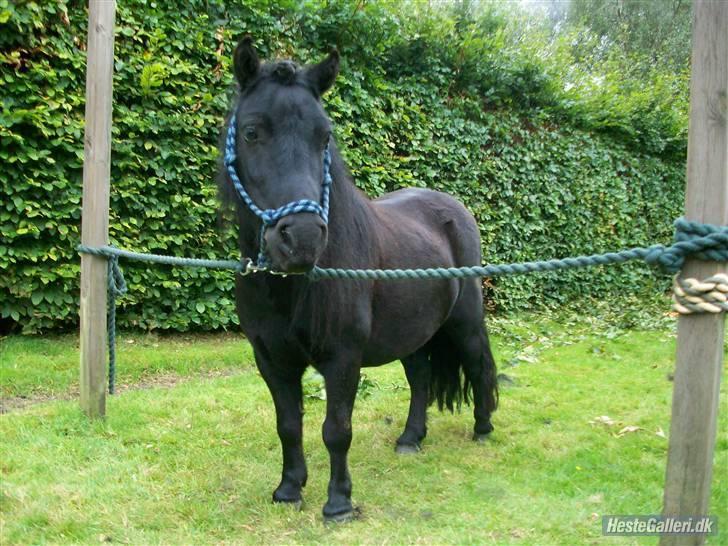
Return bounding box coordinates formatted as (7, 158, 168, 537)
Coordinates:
(108, 255, 128, 297)
(645, 219, 728, 273)
(673, 273, 728, 314)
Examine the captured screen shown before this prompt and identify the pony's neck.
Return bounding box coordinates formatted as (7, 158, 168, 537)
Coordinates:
(320, 145, 379, 269)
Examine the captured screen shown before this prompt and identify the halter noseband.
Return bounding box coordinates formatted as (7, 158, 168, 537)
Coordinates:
(224, 116, 333, 268)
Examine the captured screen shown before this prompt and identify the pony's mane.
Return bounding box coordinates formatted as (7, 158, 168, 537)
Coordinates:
(239, 60, 320, 98)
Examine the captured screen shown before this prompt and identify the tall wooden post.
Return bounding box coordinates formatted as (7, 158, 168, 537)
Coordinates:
(661, 2, 727, 545)
(80, 0, 117, 418)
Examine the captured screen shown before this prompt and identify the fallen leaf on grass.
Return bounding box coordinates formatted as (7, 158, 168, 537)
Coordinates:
(515, 353, 538, 364)
(590, 417, 643, 437)
(616, 425, 641, 437)
(589, 415, 617, 427)
(587, 493, 604, 504)
(655, 427, 667, 439)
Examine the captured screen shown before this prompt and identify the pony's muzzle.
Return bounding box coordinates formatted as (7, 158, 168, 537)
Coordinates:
(265, 213, 328, 273)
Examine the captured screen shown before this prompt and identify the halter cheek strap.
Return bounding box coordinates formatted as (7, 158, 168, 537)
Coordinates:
(224, 116, 333, 267)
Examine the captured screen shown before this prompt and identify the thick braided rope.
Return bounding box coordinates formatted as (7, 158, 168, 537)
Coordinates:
(308, 245, 666, 280)
(78, 244, 247, 270)
(308, 219, 727, 280)
(79, 244, 250, 394)
(106, 255, 127, 394)
(77, 218, 727, 393)
(672, 273, 728, 314)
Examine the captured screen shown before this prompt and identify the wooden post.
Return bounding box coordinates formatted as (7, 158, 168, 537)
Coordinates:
(80, 0, 117, 418)
(661, 2, 727, 545)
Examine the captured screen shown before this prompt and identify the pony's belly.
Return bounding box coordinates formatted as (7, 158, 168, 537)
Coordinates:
(361, 320, 442, 365)
(361, 279, 458, 365)
(361, 336, 433, 367)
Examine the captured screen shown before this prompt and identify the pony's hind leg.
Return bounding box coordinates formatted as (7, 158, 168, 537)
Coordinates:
(396, 348, 431, 453)
(459, 327, 498, 441)
(443, 280, 498, 441)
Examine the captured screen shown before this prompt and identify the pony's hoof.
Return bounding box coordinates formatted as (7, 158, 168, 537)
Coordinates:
(472, 432, 492, 443)
(272, 492, 303, 510)
(395, 443, 421, 454)
(323, 506, 360, 524)
(472, 422, 494, 442)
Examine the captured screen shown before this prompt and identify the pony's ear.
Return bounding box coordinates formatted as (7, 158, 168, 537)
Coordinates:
(233, 35, 260, 89)
(305, 48, 340, 96)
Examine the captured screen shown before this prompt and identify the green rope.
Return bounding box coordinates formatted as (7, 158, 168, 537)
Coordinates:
(77, 218, 728, 393)
(106, 256, 127, 394)
(310, 219, 726, 279)
(80, 245, 248, 271)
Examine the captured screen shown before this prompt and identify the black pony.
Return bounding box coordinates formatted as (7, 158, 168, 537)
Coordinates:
(219, 37, 498, 522)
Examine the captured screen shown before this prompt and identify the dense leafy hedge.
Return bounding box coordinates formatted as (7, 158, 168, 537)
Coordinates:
(1, 0, 685, 333)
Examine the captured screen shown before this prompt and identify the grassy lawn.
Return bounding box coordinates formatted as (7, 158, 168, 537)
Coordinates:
(1, 312, 726, 544)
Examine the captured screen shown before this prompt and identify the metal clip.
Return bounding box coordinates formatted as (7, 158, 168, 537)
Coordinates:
(240, 258, 302, 278)
(240, 259, 268, 276)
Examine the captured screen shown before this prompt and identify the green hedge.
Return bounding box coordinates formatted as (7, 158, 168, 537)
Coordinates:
(1, 0, 685, 333)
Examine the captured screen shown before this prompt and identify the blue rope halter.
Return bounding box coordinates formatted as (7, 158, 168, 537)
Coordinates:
(224, 116, 333, 267)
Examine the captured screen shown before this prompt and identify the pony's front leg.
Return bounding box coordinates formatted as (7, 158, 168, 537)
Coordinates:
(319, 358, 361, 522)
(254, 345, 308, 506)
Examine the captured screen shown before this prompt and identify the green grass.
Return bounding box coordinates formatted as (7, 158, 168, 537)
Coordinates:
(1, 313, 726, 545)
(0, 332, 254, 401)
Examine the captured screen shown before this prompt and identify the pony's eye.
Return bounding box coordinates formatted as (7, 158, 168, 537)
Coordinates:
(242, 126, 258, 143)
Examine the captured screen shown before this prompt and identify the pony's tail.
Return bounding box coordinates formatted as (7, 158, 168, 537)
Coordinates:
(480, 332, 499, 414)
(427, 331, 470, 412)
(426, 329, 498, 414)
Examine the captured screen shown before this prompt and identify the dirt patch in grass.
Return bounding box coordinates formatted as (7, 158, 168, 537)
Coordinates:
(0, 392, 69, 414)
(0, 369, 244, 414)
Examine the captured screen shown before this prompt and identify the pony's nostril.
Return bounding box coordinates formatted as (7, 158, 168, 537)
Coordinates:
(279, 225, 291, 244)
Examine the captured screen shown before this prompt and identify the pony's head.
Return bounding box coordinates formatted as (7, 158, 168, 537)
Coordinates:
(226, 36, 340, 273)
